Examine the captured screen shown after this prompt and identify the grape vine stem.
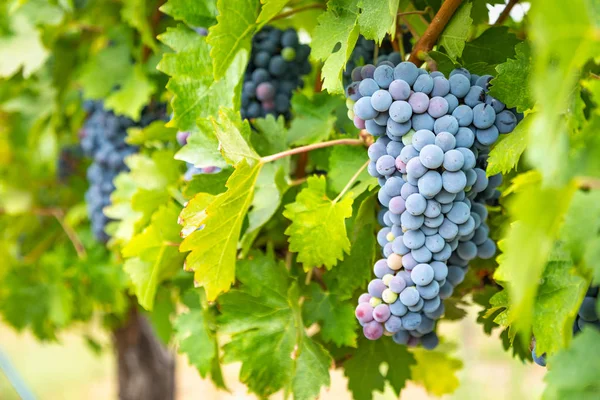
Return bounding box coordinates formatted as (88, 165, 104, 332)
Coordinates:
(397, 9, 430, 17)
(270, 4, 326, 21)
(333, 160, 369, 203)
(260, 138, 365, 164)
(408, 0, 464, 66)
(494, 0, 519, 26)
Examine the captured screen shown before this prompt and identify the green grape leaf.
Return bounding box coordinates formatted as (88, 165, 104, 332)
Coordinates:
(488, 42, 533, 113)
(207, 0, 259, 80)
(146, 287, 176, 345)
(211, 108, 259, 165)
(494, 180, 577, 339)
(486, 113, 532, 176)
(344, 336, 415, 400)
(175, 290, 225, 388)
(312, 0, 360, 93)
(175, 118, 227, 169)
(471, 0, 504, 25)
(183, 169, 231, 198)
(542, 329, 600, 400)
(327, 145, 369, 193)
(179, 193, 215, 238)
(256, 0, 291, 27)
(180, 160, 262, 300)
(287, 92, 343, 145)
(461, 27, 520, 69)
(532, 255, 588, 356)
(324, 195, 377, 296)
(79, 40, 132, 100)
(240, 161, 289, 255)
(0, 14, 49, 78)
(158, 25, 244, 133)
(526, 0, 600, 184)
(427, 50, 461, 76)
(560, 190, 600, 265)
(160, 0, 218, 27)
(218, 252, 331, 399)
(303, 283, 357, 347)
(410, 347, 463, 396)
(126, 120, 178, 145)
(438, 1, 473, 60)
(252, 115, 288, 156)
(358, 0, 399, 43)
(122, 203, 185, 310)
(283, 176, 353, 270)
(104, 65, 156, 121)
(121, 0, 157, 51)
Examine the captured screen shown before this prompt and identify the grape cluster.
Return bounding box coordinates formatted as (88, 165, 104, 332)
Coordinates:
(57, 145, 83, 181)
(343, 34, 412, 85)
(532, 285, 600, 367)
(176, 131, 220, 180)
(241, 26, 311, 120)
(348, 61, 520, 348)
(80, 102, 166, 242)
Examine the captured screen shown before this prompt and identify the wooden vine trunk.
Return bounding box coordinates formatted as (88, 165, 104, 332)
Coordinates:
(113, 307, 175, 400)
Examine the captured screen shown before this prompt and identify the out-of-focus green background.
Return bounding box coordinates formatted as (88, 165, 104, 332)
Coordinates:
(0, 305, 546, 400)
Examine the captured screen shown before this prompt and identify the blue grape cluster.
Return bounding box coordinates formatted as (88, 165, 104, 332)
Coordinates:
(80, 102, 165, 242)
(241, 26, 311, 120)
(532, 285, 599, 367)
(343, 34, 411, 85)
(349, 61, 520, 348)
(57, 145, 83, 181)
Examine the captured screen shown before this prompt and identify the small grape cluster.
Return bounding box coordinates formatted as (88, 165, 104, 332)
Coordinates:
(57, 145, 83, 181)
(176, 131, 220, 180)
(347, 61, 519, 348)
(241, 26, 311, 120)
(533, 285, 600, 367)
(80, 102, 165, 242)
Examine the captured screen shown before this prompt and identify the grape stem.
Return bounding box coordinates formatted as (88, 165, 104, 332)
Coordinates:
(260, 138, 365, 164)
(494, 0, 519, 26)
(333, 160, 369, 203)
(397, 9, 430, 17)
(270, 3, 327, 21)
(0, 207, 87, 259)
(408, 0, 464, 66)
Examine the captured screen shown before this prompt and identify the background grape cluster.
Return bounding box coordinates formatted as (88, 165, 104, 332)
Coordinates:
(347, 60, 520, 348)
(176, 131, 220, 180)
(80, 102, 165, 242)
(241, 26, 311, 120)
(533, 285, 600, 366)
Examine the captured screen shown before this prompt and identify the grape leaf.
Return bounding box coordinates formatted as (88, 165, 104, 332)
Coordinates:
(527, 0, 600, 184)
(344, 336, 415, 400)
(175, 290, 225, 388)
(218, 252, 331, 399)
(160, 0, 218, 27)
(287, 92, 343, 146)
(323, 195, 377, 296)
(486, 113, 532, 176)
(283, 176, 353, 270)
(79, 39, 132, 100)
(207, 0, 259, 80)
(180, 160, 262, 300)
(146, 287, 175, 345)
(427, 50, 461, 76)
(126, 120, 178, 145)
(157, 25, 244, 133)
(494, 180, 577, 339)
(121, 0, 157, 51)
(312, 0, 360, 93)
(175, 118, 227, 169)
(211, 108, 259, 165)
(471, 0, 504, 25)
(532, 255, 587, 356)
(327, 145, 370, 193)
(256, 0, 291, 27)
(303, 283, 357, 347)
(179, 193, 214, 238)
(251, 115, 288, 155)
(122, 203, 185, 310)
(0, 14, 49, 78)
(542, 329, 600, 400)
(461, 27, 520, 68)
(358, 0, 399, 43)
(104, 65, 156, 121)
(410, 347, 463, 396)
(488, 42, 533, 113)
(438, 1, 473, 61)
(560, 190, 600, 265)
